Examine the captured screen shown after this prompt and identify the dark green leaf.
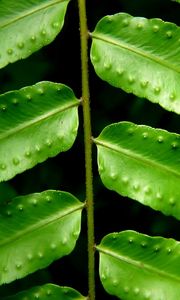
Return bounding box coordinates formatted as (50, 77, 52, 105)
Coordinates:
(0, 183, 17, 204)
(0, 81, 79, 182)
(95, 121, 180, 219)
(91, 13, 180, 114)
(0, 190, 84, 284)
(4, 284, 85, 300)
(0, 0, 69, 69)
(97, 230, 180, 300)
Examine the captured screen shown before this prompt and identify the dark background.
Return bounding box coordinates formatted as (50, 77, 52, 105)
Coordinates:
(0, 0, 179, 299)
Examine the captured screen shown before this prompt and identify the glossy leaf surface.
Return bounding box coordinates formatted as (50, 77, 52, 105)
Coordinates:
(91, 13, 180, 114)
(0, 0, 69, 69)
(0, 190, 84, 284)
(0, 81, 79, 182)
(95, 121, 180, 219)
(98, 230, 180, 300)
(4, 284, 85, 300)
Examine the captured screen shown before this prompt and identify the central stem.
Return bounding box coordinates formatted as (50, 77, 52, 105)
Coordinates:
(78, 0, 95, 299)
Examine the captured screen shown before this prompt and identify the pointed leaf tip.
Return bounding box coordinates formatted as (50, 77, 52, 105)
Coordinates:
(91, 13, 180, 114)
(95, 121, 180, 219)
(98, 230, 180, 300)
(0, 190, 83, 284)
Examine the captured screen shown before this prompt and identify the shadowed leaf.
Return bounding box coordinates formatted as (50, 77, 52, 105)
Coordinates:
(3, 284, 85, 300)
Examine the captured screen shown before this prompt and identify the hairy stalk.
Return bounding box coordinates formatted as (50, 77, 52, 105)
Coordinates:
(78, 0, 95, 299)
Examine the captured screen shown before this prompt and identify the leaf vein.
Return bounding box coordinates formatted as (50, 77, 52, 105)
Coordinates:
(92, 34, 180, 74)
(98, 247, 180, 283)
(0, 0, 68, 29)
(95, 139, 180, 178)
(0, 204, 84, 248)
(0, 101, 79, 140)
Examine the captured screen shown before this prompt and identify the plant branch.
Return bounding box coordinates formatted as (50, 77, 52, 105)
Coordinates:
(78, 0, 95, 299)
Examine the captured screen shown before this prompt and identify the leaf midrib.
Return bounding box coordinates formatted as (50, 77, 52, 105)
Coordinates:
(91, 33, 180, 74)
(0, 100, 79, 140)
(0, 203, 84, 248)
(95, 139, 180, 178)
(0, 0, 68, 29)
(98, 247, 180, 283)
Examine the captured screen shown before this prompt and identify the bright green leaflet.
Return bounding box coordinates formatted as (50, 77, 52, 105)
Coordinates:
(0, 190, 84, 284)
(95, 121, 180, 220)
(3, 284, 85, 300)
(97, 230, 180, 300)
(90, 13, 180, 114)
(0, 0, 69, 69)
(0, 81, 79, 182)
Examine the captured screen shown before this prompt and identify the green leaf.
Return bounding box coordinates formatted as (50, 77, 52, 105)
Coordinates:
(94, 121, 180, 219)
(91, 13, 180, 114)
(97, 230, 180, 300)
(0, 183, 17, 204)
(4, 284, 85, 300)
(0, 0, 69, 69)
(0, 190, 84, 284)
(0, 81, 79, 182)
